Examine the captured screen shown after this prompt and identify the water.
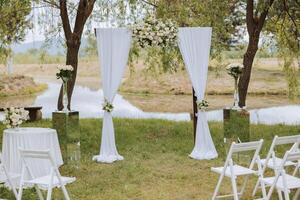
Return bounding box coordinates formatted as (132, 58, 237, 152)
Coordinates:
(33, 83, 190, 121)
(207, 105, 300, 125)
(1, 82, 300, 125)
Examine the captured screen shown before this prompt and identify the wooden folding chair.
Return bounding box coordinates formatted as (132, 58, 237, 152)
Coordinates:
(253, 135, 300, 198)
(17, 149, 76, 200)
(211, 139, 264, 200)
(260, 151, 300, 200)
(0, 152, 18, 199)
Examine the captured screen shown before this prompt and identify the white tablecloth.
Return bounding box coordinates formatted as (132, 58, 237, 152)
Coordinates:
(2, 127, 63, 179)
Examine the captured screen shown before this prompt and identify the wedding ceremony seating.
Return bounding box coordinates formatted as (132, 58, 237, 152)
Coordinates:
(253, 135, 300, 197)
(0, 152, 18, 199)
(211, 140, 264, 200)
(259, 150, 300, 200)
(17, 149, 76, 200)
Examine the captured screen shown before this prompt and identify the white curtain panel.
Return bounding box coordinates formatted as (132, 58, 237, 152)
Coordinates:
(93, 28, 132, 163)
(178, 27, 218, 160)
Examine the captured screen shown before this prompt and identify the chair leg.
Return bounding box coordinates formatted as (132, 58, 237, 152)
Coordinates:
(293, 188, 300, 200)
(17, 185, 23, 200)
(61, 185, 71, 200)
(277, 189, 283, 200)
(46, 187, 53, 200)
(230, 176, 239, 200)
(252, 179, 260, 197)
(2, 165, 18, 198)
(283, 189, 290, 200)
(6, 175, 18, 198)
(211, 173, 224, 200)
(239, 175, 249, 196)
(34, 184, 44, 200)
(260, 178, 267, 200)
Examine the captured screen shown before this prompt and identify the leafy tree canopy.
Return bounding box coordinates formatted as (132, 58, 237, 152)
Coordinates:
(0, 0, 31, 62)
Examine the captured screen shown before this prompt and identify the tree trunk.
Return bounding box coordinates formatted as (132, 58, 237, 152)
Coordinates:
(238, 0, 274, 107)
(57, 38, 80, 110)
(192, 88, 197, 143)
(238, 35, 259, 107)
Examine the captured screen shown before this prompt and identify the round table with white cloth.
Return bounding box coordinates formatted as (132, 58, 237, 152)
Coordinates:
(1, 127, 63, 179)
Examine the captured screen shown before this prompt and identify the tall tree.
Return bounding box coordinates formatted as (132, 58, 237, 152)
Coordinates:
(0, 0, 31, 70)
(40, 0, 96, 110)
(238, 0, 299, 106)
(238, 0, 274, 106)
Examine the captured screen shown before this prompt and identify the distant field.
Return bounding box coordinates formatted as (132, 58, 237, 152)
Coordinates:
(0, 75, 47, 98)
(0, 57, 295, 96)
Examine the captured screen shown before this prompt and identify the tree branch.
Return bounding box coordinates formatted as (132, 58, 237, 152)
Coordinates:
(59, 0, 72, 40)
(73, 0, 88, 36)
(40, 0, 59, 9)
(257, 0, 275, 31)
(140, 0, 157, 8)
(283, 0, 300, 36)
(246, 0, 255, 35)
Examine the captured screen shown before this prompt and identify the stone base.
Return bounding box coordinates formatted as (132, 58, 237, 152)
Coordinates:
(52, 111, 80, 165)
(223, 108, 250, 142)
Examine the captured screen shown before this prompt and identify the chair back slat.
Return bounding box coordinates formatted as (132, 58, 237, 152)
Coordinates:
(285, 151, 300, 162)
(18, 148, 57, 168)
(274, 135, 300, 145)
(19, 149, 50, 158)
(231, 140, 264, 153)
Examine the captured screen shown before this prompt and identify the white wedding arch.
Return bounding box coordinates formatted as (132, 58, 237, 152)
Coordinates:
(92, 27, 218, 163)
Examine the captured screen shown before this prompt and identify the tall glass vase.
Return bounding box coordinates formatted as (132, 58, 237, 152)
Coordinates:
(62, 78, 69, 112)
(232, 77, 240, 110)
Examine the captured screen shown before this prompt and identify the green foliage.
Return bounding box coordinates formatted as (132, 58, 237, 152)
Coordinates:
(143, 46, 183, 74)
(0, 0, 31, 62)
(84, 34, 98, 57)
(265, 0, 300, 99)
(126, 0, 245, 74)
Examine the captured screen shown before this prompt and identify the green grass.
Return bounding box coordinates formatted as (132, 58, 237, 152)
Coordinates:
(1, 119, 300, 199)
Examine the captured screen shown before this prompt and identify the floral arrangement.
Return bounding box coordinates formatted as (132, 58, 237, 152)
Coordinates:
(56, 65, 73, 82)
(226, 63, 244, 79)
(102, 99, 114, 112)
(132, 14, 178, 48)
(2, 107, 29, 129)
(197, 100, 209, 111)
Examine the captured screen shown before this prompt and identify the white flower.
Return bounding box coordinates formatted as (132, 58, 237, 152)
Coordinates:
(57, 65, 73, 71)
(3, 107, 28, 129)
(131, 14, 177, 48)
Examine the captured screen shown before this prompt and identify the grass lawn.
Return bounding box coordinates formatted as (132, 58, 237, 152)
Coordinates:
(1, 119, 300, 199)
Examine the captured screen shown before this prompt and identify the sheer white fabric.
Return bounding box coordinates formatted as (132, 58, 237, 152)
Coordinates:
(178, 27, 218, 160)
(2, 128, 63, 179)
(93, 28, 132, 163)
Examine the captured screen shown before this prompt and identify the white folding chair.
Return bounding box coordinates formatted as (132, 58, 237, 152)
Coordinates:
(0, 152, 18, 199)
(211, 139, 264, 200)
(260, 151, 300, 200)
(17, 149, 76, 200)
(253, 135, 300, 197)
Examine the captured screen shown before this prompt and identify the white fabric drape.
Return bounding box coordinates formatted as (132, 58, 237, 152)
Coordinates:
(93, 28, 132, 163)
(2, 128, 63, 180)
(178, 27, 218, 160)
